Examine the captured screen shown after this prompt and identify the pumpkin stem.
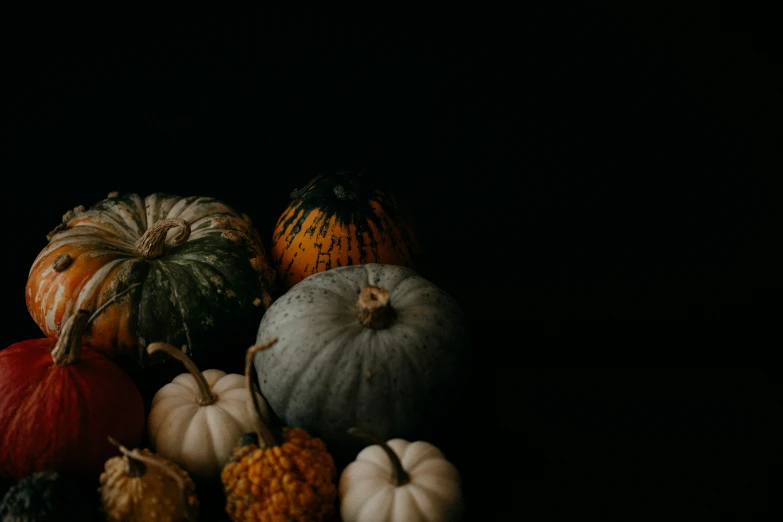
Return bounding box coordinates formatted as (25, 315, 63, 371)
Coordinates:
(347, 428, 410, 486)
(245, 339, 280, 449)
(147, 342, 217, 405)
(289, 173, 325, 199)
(50, 283, 142, 366)
(135, 218, 191, 259)
(107, 436, 147, 477)
(357, 286, 396, 329)
(50, 310, 91, 366)
(108, 437, 198, 521)
(289, 171, 364, 201)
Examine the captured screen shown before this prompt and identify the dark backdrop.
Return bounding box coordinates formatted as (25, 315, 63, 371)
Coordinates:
(5, 5, 775, 521)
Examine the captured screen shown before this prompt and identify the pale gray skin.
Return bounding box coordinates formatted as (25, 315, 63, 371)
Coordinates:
(254, 263, 470, 445)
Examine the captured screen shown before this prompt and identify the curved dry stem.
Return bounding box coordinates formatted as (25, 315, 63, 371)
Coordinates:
(245, 339, 279, 449)
(108, 436, 197, 521)
(51, 283, 143, 366)
(348, 427, 410, 486)
(86, 283, 143, 325)
(147, 342, 216, 405)
(50, 310, 91, 366)
(135, 218, 191, 259)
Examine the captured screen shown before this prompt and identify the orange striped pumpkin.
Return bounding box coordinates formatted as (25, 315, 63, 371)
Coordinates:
(271, 171, 421, 289)
(25, 192, 275, 371)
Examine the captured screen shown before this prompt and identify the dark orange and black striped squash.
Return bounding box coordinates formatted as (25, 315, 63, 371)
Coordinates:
(25, 192, 276, 374)
(270, 171, 421, 289)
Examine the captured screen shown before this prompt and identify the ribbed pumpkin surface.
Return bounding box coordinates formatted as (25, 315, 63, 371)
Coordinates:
(25, 192, 275, 369)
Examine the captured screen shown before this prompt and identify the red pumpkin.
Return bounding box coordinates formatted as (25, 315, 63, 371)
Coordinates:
(0, 291, 146, 481)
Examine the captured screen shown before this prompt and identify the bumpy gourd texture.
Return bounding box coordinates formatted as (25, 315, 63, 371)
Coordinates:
(99, 449, 198, 522)
(221, 428, 337, 522)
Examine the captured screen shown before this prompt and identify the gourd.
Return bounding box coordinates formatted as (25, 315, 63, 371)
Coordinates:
(220, 340, 338, 522)
(99, 437, 199, 522)
(270, 171, 421, 289)
(0, 470, 101, 522)
(146, 341, 270, 481)
(25, 191, 275, 374)
(339, 429, 464, 522)
(0, 286, 146, 481)
(253, 263, 470, 447)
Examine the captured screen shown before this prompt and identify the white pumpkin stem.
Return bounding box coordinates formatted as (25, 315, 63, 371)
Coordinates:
(50, 283, 142, 366)
(147, 342, 217, 405)
(357, 286, 396, 329)
(347, 427, 410, 486)
(108, 437, 197, 522)
(245, 339, 280, 449)
(135, 218, 191, 259)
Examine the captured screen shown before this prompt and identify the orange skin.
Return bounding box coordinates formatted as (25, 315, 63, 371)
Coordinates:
(25, 243, 138, 359)
(271, 199, 420, 289)
(25, 192, 275, 369)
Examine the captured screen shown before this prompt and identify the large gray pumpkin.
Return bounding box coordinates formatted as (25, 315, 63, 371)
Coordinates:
(253, 263, 470, 446)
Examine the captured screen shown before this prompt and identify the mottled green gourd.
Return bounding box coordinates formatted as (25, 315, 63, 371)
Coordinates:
(0, 471, 101, 522)
(25, 191, 276, 376)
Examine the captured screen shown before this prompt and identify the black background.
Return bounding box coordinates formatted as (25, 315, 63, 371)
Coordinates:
(4, 4, 775, 521)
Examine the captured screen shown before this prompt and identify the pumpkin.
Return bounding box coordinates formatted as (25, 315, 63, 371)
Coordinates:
(253, 263, 471, 448)
(25, 191, 275, 374)
(339, 428, 464, 522)
(0, 286, 146, 481)
(146, 341, 270, 481)
(99, 437, 199, 522)
(0, 470, 101, 522)
(270, 171, 421, 289)
(220, 340, 338, 522)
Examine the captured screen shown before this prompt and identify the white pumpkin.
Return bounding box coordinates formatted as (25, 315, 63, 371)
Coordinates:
(146, 342, 270, 480)
(339, 429, 464, 522)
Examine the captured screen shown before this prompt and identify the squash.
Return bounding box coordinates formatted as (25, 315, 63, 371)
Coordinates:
(99, 437, 199, 522)
(339, 428, 464, 522)
(0, 286, 146, 481)
(221, 340, 337, 522)
(253, 263, 471, 448)
(146, 341, 270, 481)
(270, 171, 421, 289)
(0, 470, 101, 522)
(25, 191, 275, 374)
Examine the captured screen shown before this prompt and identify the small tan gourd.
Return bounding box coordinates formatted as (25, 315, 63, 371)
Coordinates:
(98, 437, 199, 522)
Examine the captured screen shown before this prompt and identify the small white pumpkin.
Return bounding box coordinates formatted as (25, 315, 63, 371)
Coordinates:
(339, 428, 464, 522)
(147, 342, 270, 480)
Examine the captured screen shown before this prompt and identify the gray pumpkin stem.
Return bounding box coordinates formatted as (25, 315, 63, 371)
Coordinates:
(146, 342, 217, 405)
(347, 427, 410, 486)
(245, 339, 280, 449)
(107, 437, 197, 522)
(135, 218, 191, 259)
(50, 283, 142, 366)
(357, 286, 396, 329)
